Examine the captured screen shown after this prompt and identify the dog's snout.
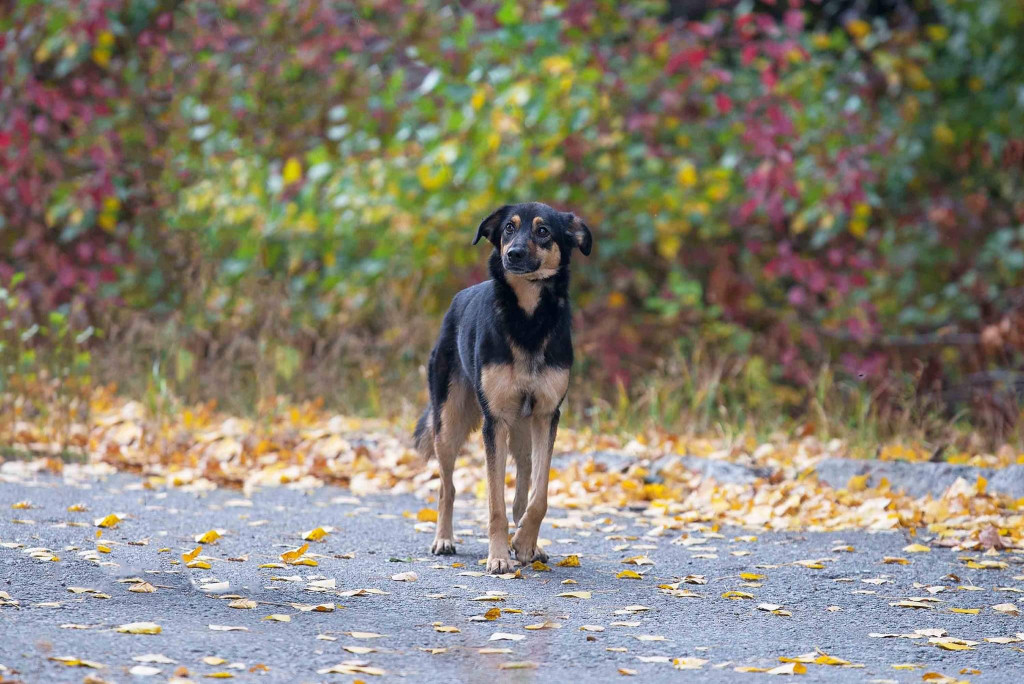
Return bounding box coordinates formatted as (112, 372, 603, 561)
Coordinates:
(506, 246, 527, 262)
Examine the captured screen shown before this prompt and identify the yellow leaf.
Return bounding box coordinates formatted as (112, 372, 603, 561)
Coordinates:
(721, 591, 755, 600)
(128, 582, 157, 593)
(616, 570, 642, 580)
(187, 560, 211, 569)
(96, 545, 111, 554)
(228, 599, 257, 609)
(967, 560, 1007, 569)
(434, 625, 460, 633)
(195, 530, 220, 544)
(498, 662, 537, 670)
(484, 607, 501, 621)
(282, 157, 302, 185)
(740, 573, 765, 581)
(347, 631, 385, 639)
(891, 663, 922, 670)
(280, 543, 309, 564)
(903, 544, 931, 553)
(303, 526, 328, 541)
(883, 557, 910, 565)
(416, 508, 438, 522)
(673, 657, 708, 670)
(814, 655, 851, 666)
(950, 608, 980, 614)
(531, 560, 551, 571)
(890, 600, 933, 609)
(263, 614, 291, 622)
(116, 622, 161, 635)
(558, 591, 592, 599)
(11, 501, 32, 509)
(934, 642, 973, 651)
(203, 673, 235, 679)
(49, 656, 105, 669)
(343, 646, 376, 654)
(95, 514, 120, 528)
(67, 503, 87, 512)
(183, 546, 202, 563)
(766, 662, 807, 675)
(258, 563, 285, 569)
(556, 555, 580, 567)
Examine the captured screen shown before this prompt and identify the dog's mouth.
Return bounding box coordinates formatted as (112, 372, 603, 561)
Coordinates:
(502, 259, 541, 275)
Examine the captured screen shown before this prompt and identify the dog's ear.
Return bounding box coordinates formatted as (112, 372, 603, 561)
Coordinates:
(473, 205, 512, 247)
(566, 213, 593, 256)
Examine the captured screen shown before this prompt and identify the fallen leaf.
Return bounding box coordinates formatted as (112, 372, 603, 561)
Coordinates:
(182, 546, 202, 563)
(391, 571, 418, 582)
(343, 646, 376, 654)
(489, 632, 525, 641)
(766, 662, 807, 675)
(883, 557, 910, 565)
(531, 560, 551, 571)
(228, 599, 257, 609)
(498, 662, 537, 670)
(616, 570, 642, 580)
(435, 625, 460, 633)
(993, 603, 1020, 616)
(133, 654, 176, 664)
(263, 614, 291, 622)
(195, 530, 221, 544)
(416, 508, 438, 522)
(280, 543, 309, 564)
(558, 591, 591, 599)
(721, 591, 755, 600)
(741, 573, 766, 581)
(903, 543, 931, 553)
(673, 657, 708, 670)
(556, 555, 580, 567)
(95, 514, 120, 529)
(347, 631, 385, 639)
(116, 622, 161, 635)
(129, 582, 157, 593)
(303, 526, 329, 541)
(208, 625, 248, 632)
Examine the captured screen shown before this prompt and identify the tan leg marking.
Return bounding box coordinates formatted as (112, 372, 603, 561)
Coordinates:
(485, 420, 512, 574)
(431, 379, 479, 555)
(509, 420, 532, 526)
(511, 410, 558, 564)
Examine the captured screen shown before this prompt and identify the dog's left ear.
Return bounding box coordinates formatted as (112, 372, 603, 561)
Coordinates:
(473, 205, 511, 247)
(565, 213, 593, 256)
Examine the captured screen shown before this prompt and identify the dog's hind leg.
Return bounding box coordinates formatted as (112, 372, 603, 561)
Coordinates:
(430, 378, 477, 555)
(509, 420, 532, 527)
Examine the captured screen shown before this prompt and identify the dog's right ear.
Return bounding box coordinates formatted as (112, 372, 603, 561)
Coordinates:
(473, 205, 512, 247)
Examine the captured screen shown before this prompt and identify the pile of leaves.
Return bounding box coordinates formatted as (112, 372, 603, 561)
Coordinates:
(4, 386, 1022, 549)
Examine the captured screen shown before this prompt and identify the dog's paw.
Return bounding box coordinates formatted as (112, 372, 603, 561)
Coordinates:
(431, 537, 456, 555)
(486, 555, 513, 574)
(512, 538, 548, 565)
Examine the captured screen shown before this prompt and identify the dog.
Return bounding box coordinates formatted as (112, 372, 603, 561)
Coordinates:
(414, 202, 592, 573)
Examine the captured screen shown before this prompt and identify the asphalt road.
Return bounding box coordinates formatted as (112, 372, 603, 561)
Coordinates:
(0, 472, 1021, 683)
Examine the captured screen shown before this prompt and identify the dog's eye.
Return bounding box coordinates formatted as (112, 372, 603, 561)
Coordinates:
(536, 226, 549, 237)
(504, 222, 514, 234)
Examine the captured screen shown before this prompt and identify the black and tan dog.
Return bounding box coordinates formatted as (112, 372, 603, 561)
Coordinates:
(414, 202, 592, 573)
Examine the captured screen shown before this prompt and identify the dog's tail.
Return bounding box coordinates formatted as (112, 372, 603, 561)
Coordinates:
(413, 405, 434, 459)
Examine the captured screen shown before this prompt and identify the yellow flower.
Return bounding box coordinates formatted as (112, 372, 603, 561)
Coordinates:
(925, 25, 949, 42)
(677, 161, 698, 188)
(282, 158, 302, 185)
(470, 89, 487, 111)
(933, 122, 955, 145)
(417, 163, 450, 191)
(811, 33, 831, 50)
(541, 55, 572, 77)
(846, 19, 870, 40)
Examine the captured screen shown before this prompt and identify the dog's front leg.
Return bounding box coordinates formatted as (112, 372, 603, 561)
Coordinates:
(483, 417, 513, 574)
(511, 409, 559, 565)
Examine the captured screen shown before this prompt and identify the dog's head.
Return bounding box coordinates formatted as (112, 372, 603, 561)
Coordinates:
(473, 202, 592, 279)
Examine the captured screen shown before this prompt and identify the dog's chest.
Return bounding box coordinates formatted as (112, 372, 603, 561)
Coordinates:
(480, 344, 568, 421)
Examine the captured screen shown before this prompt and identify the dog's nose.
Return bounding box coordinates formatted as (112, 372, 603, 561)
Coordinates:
(506, 246, 527, 262)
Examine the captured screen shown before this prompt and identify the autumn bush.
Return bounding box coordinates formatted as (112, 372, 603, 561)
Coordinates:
(2, 1, 1023, 439)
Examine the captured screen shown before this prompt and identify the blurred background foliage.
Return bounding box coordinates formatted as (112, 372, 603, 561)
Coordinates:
(2, 0, 1023, 442)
